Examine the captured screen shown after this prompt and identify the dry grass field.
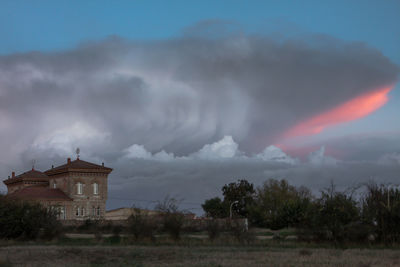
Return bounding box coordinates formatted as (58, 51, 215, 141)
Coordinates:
(0, 245, 399, 267)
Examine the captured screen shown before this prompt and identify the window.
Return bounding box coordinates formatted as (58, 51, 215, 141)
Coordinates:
(76, 182, 83, 195)
(53, 182, 57, 189)
(93, 183, 99, 195)
(76, 207, 80, 217)
(82, 207, 85, 216)
(97, 207, 100, 216)
(92, 206, 96, 216)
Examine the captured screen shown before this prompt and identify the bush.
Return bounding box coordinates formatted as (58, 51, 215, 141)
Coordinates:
(361, 183, 400, 244)
(229, 219, 254, 244)
(77, 219, 101, 233)
(128, 207, 157, 241)
(297, 184, 360, 244)
(0, 196, 62, 240)
(206, 219, 221, 241)
(109, 225, 123, 244)
(156, 196, 186, 241)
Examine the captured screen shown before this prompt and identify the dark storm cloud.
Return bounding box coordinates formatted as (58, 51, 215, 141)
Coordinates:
(0, 23, 398, 159)
(0, 22, 399, 209)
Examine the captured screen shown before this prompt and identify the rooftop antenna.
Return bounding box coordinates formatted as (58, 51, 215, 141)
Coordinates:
(31, 159, 36, 170)
(76, 147, 80, 159)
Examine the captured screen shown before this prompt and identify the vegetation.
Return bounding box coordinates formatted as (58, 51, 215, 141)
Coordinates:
(250, 179, 312, 229)
(2, 178, 400, 248)
(202, 197, 228, 218)
(155, 196, 186, 241)
(127, 207, 157, 241)
(0, 195, 62, 240)
(202, 178, 400, 245)
(202, 179, 255, 219)
(361, 182, 400, 244)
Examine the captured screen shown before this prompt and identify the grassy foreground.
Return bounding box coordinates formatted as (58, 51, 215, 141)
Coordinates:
(0, 244, 399, 267)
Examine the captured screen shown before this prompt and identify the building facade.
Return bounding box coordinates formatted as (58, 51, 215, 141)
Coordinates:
(3, 158, 112, 220)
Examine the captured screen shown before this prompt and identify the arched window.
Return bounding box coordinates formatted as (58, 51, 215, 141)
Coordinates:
(76, 182, 83, 195)
(93, 183, 99, 195)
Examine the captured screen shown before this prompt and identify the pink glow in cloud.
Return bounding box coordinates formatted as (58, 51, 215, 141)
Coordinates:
(284, 85, 394, 139)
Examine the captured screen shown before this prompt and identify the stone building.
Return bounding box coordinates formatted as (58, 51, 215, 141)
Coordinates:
(105, 207, 162, 221)
(2, 157, 112, 220)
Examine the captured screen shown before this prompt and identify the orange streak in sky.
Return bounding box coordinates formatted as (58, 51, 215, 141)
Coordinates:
(284, 85, 394, 138)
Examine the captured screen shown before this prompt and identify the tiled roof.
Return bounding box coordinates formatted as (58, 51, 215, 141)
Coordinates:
(6, 186, 72, 201)
(45, 158, 112, 175)
(3, 169, 49, 185)
(16, 169, 49, 179)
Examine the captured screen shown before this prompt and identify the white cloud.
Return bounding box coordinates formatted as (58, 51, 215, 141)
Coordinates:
(190, 136, 239, 159)
(124, 144, 152, 159)
(122, 136, 300, 165)
(124, 144, 175, 161)
(255, 145, 299, 165)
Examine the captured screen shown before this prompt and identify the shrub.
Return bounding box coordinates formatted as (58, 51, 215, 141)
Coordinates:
(297, 184, 360, 244)
(229, 219, 254, 244)
(156, 196, 186, 241)
(0, 196, 62, 240)
(94, 231, 103, 242)
(109, 225, 123, 244)
(128, 207, 157, 241)
(206, 219, 221, 241)
(361, 183, 400, 244)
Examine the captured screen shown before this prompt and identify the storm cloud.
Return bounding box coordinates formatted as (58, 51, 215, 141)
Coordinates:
(0, 23, 399, 212)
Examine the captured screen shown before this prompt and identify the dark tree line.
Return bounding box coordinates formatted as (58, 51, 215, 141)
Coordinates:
(202, 179, 400, 244)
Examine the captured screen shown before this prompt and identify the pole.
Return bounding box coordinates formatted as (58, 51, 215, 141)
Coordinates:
(230, 200, 239, 219)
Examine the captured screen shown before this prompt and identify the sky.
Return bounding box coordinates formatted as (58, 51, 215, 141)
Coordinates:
(0, 0, 399, 213)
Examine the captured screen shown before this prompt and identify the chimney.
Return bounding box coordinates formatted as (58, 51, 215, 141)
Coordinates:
(67, 158, 71, 164)
(102, 162, 104, 167)
(12, 172, 15, 178)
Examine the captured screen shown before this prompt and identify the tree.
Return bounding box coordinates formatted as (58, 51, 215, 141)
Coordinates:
(0, 196, 62, 240)
(222, 179, 255, 218)
(298, 184, 360, 243)
(361, 182, 400, 243)
(201, 179, 255, 218)
(201, 197, 228, 218)
(250, 179, 312, 229)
